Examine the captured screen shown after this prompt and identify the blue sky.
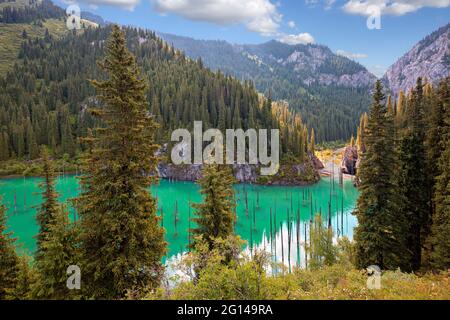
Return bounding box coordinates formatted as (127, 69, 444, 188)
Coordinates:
(57, 0, 450, 77)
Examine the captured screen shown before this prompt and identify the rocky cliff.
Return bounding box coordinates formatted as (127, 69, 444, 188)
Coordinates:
(157, 152, 324, 186)
(341, 146, 358, 175)
(383, 23, 450, 94)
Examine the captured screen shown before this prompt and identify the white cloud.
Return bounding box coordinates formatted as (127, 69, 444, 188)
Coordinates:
(343, 0, 450, 16)
(288, 20, 296, 28)
(336, 49, 368, 59)
(325, 0, 336, 9)
(305, 0, 336, 9)
(278, 32, 315, 45)
(152, 0, 282, 35)
(62, 0, 140, 11)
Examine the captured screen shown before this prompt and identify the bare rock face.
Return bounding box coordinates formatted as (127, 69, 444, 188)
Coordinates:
(309, 151, 324, 170)
(383, 23, 449, 94)
(156, 147, 324, 185)
(157, 163, 202, 181)
(233, 164, 257, 183)
(341, 146, 358, 175)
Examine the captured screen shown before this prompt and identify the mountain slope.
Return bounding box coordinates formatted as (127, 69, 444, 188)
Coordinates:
(160, 34, 376, 88)
(0, 25, 314, 169)
(160, 33, 376, 141)
(0, 0, 96, 76)
(383, 23, 450, 94)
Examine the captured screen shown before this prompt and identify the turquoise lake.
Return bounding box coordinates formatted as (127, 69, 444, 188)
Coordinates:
(0, 175, 359, 268)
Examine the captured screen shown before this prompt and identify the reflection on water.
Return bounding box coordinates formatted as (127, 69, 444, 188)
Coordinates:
(0, 175, 359, 268)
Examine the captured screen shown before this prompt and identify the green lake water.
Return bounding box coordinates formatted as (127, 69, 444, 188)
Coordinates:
(0, 175, 359, 268)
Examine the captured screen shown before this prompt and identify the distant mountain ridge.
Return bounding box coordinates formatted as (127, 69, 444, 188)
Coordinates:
(159, 33, 377, 89)
(81, 11, 108, 26)
(159, 33, 376, 141)
(383, 23, 450, 94)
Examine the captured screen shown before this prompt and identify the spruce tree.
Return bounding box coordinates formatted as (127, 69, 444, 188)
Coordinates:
(33, 147, 80, 299)
(32, 206, 80, 299)
(354, 80, 405, 270)
(36, 146, 59, 254)
(396, 78, 429, 271)
(191, 164, 236, 251)
(428, 77, 450, 270)
(75, 25, 166, 299)
(423, 80, 444, 266)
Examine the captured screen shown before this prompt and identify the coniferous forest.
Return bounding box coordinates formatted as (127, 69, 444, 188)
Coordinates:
(0, 0, 449, 304)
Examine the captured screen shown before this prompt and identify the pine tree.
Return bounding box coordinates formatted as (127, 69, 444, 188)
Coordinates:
(354, 80, 405, 270)
(0, 197, 21, 299)
(75, 25, 166, 299)
(191, 164, 236, 251)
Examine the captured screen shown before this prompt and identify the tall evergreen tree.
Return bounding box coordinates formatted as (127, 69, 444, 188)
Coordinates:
(428, 77, 450, 270)
(75, 25, 166, 299)
(422, 80, 445, 266)
(32, 147, 80, 299)
(354, 80, 405, 270)
(191, 164, 236, 251)
(309, 128, 315, 155)
(35, 146, 59, 254)
(396, 78, 429, 271)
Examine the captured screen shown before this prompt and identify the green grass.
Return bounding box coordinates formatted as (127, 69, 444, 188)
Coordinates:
(0, 18, 68, 76)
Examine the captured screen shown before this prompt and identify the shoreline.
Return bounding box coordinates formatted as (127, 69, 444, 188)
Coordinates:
(0, 173, 324, 186)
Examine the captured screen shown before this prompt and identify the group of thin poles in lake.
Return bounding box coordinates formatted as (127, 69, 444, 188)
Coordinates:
(159, 167, 350, 273)
(10, 165, 350, 272)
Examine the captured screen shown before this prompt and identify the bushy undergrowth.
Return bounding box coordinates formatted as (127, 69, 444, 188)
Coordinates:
(146, 236, 449, 300)
(0, 156, 79, 177)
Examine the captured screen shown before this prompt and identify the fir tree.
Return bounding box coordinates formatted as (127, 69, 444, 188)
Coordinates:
(354, 80, 405, 270)
(75, 25, 166, 299)
(396, 78, 429, 271)
(32, 206, 80, 299)
(12, 255, 34, 300)
(428, 77, 450, 270)
(191, 164, 236, 251)
(422, 80, 445, 266)
(35, 146, 59, 254)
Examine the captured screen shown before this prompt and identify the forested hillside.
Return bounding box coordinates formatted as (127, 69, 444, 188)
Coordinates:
(0, 0, 92, 76)
(0, 0, 63, 23)
(0, 25, 312, 163)
(161, 33, 375, 142)
(354, 77, 450, 271)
